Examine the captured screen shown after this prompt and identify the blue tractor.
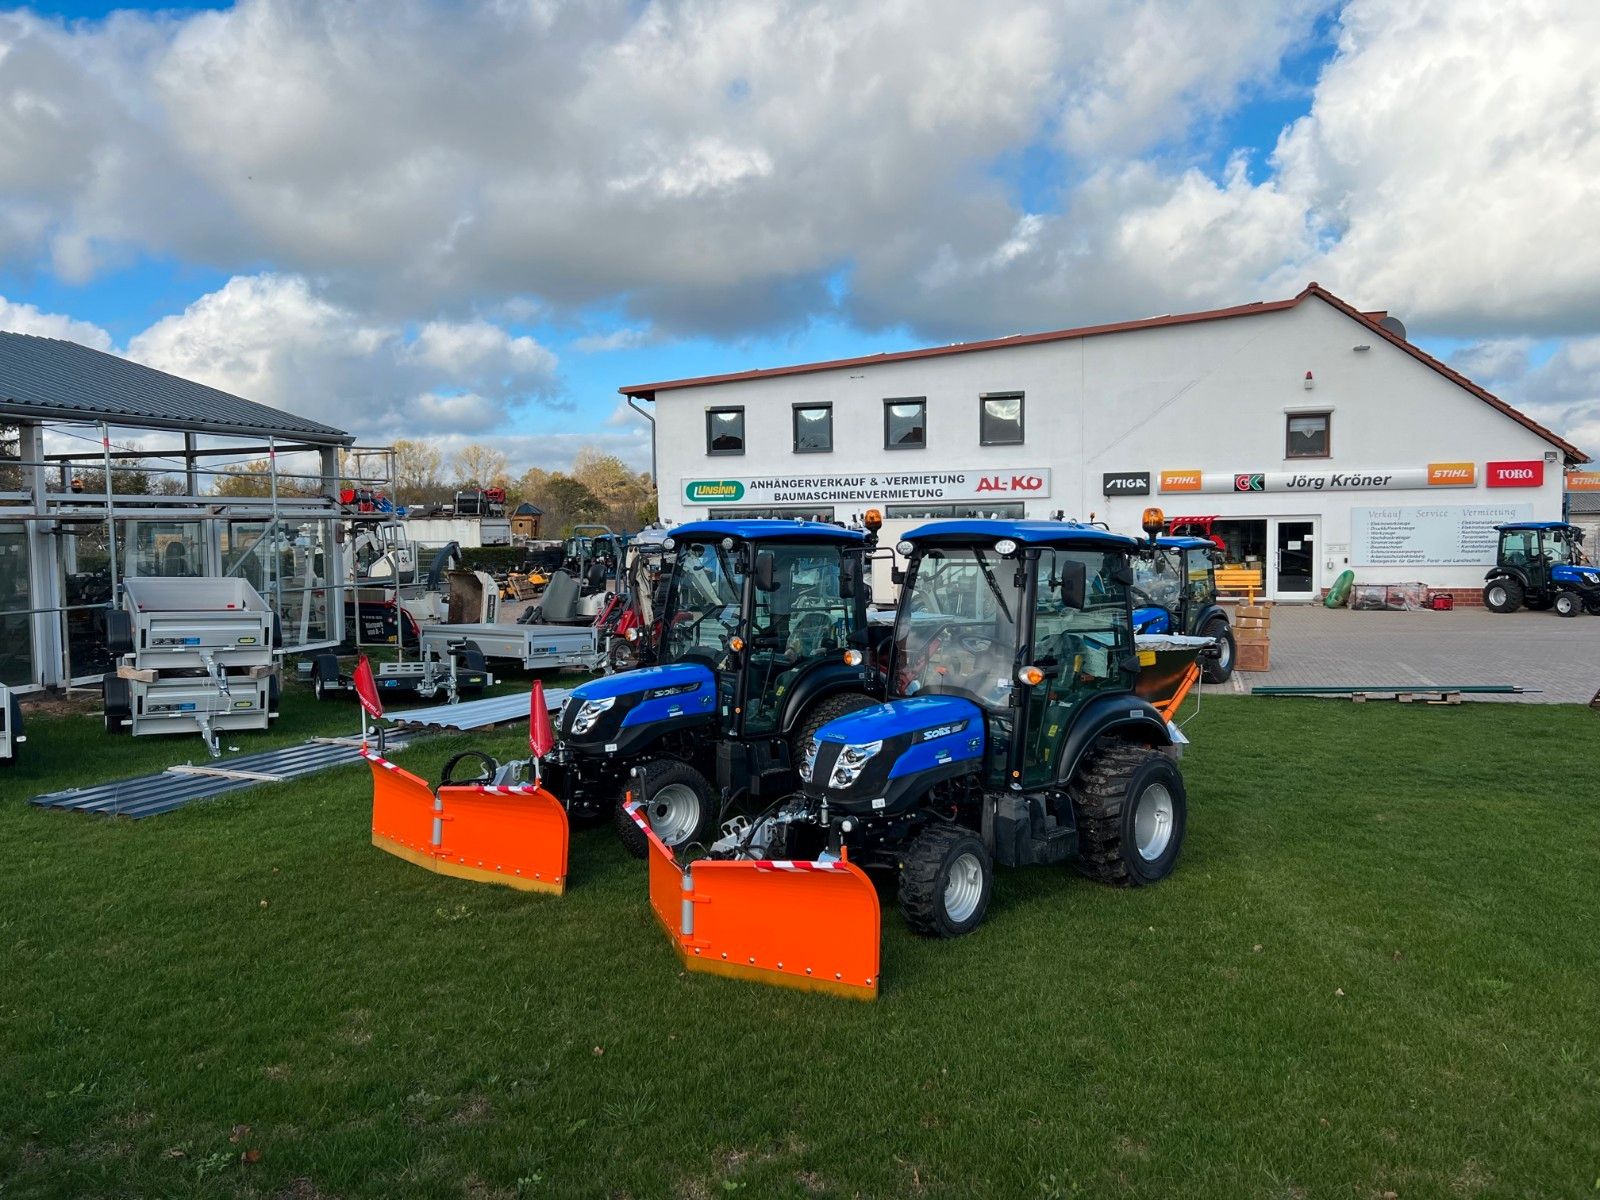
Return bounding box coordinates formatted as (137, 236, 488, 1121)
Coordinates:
(1483, 522, 1600, 617)
(541, 519, 887, 854)
(719, 518, 1191, 938)
(1130, 534, 1235, 682)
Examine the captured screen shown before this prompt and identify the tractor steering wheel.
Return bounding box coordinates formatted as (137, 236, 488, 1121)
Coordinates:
(440, 750, 499, 786)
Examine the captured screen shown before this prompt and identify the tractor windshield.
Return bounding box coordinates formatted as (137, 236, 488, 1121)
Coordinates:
(742, 541, 862, 734)
(662, 540, 744, 662)
(893, 546, 1022, 709)
(1132, 549, 1184, 612)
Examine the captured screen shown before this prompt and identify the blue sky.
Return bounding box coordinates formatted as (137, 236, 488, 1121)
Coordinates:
(1, 0, 1596, 466)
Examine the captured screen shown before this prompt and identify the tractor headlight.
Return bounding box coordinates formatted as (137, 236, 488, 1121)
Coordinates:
(570, 695, 616, 734)
(798, 736, 821, 783)
(828, 740, 882, 790)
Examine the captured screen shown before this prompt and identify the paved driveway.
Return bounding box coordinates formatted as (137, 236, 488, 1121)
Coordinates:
(1213, 603, 1600, 704)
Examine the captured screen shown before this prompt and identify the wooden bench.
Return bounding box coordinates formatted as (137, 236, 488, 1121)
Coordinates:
(1215, 566, 1264, 602)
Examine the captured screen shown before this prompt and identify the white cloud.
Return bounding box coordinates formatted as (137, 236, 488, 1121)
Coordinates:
(1449, 337, 1600, 458)
(0, 295, 113, 348)
(124, 273, 558, 440)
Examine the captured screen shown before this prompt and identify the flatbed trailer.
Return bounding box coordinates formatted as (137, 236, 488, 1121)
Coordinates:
(418, 622, 601, 672)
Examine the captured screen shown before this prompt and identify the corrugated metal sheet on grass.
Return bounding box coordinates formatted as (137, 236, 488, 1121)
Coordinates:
(30, 737, 405, 819)
(386, 688, 569, 732)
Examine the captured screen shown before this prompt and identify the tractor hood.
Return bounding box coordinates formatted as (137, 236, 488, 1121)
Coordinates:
(1552, 564, 1600, 587)
(800, 695, 985, 817)
(560, 662, 718, 752)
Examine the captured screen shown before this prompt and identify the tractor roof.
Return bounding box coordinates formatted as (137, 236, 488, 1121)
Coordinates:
(1495, 521, 1578, 532)
(669, 519, 865, 545)
(903, 519, 1142, 551)
(1155, 535, 1220, 551)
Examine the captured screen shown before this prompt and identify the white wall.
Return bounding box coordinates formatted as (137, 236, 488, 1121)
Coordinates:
(653, 296, 1569, 593)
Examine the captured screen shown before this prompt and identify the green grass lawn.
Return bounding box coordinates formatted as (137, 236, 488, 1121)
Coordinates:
(2, 689, 1597, 1199)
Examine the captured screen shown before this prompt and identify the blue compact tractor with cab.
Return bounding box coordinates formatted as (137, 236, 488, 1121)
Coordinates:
(542, 519, 887, 854)
(1483, 522, 1600, 617)
(719, 518, 1191, 938)
(1131, 534, 1235, 682)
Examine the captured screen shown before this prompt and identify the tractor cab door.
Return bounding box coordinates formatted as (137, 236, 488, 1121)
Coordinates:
(740, 543, 856, 735)
(1498, 528, 1544, 588)
(661, 540, 743, 722)
(1021, 549, 1136, 789)
(1131, 547, 1183, 634)
(1183, 548, 1223, 635)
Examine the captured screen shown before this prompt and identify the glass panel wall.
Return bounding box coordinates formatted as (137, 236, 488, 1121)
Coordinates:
(0, 523, 33, 687)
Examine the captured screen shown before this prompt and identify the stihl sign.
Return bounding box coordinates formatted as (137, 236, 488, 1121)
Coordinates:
(1486, 460, 1544, 488)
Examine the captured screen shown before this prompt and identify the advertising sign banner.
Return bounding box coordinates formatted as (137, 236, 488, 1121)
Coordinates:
(683, 469, 1052, 506)
(1352, 503, 1533, 566)
(1102, 471, 1150, 496)
(1567, 471, 1600, 492)
(1158, 465, 1482, 494)
(1485, 460, 1545, 488)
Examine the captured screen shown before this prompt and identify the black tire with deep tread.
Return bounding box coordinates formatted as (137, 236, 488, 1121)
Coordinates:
(1198, 617, 1236, 685)
(1069, 741, 1187, 887)
(898, 824, 993, 938)
(616, 757, 718, 858)
(791, 690, 878, 761)
(1483, 577, 1523, 613)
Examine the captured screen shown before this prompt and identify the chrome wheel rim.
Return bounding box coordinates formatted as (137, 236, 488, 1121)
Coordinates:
(943, 851, 984, 924)
(1216, 635, 1232, 670)
(648, 783, 702, 845)
(1488, 585, 1508, 608)
(1134, 782, 1175, 862)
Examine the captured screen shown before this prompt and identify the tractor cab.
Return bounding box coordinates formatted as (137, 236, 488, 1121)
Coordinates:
(1131, 535, 1236, 682)
(1485, 522, 1599, 616)
(547, 519, 886, 851)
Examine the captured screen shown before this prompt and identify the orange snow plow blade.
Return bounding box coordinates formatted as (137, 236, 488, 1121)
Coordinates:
(367, 751, 568, 895)
(626, 801, 881, 1001)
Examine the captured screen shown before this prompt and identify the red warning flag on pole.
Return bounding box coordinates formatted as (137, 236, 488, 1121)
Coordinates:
(353, 655, 384, 720)
(529, 679, 555, 759)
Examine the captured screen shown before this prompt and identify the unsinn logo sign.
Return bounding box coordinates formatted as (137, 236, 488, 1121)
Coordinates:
(684, 480, 746, 503)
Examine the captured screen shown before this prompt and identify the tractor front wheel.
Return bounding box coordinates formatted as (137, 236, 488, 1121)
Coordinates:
(899, 824, 993, 938)
(1070, 742, 1187, 886)
(1483, 578, 1523, 613)
(615, 758, 718, 859)
(1199, 618, 1235, 684)
(1554, 590, 1583, 618)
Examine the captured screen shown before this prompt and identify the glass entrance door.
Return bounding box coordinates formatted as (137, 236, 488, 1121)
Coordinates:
(1275, 520, 1316, 598)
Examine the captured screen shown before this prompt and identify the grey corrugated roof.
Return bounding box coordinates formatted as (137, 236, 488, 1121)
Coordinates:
(1567, 492, 1600, 514)
(0, 331, 351, 445)
(514, 501, 543, 515)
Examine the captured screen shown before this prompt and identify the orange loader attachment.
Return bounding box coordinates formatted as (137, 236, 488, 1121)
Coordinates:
(366, 751, 568, 895)
(626, 801, 881, 1001)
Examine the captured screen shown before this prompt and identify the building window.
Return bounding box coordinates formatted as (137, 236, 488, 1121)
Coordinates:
(793, 404, 833, 453)
(884, 398, 926, 449)
(707, 407, 745, 455)
(727, 506, 836, 521)
(885, 502, 1025, 519)
(980, 393, 1024, 445)
(1286, 412, 1330, 458)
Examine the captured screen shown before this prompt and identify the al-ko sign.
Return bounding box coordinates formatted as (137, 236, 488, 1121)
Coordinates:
(1102, 471, 1150, 496)
(683, 469, 1052, 506)
(1158, 464, 1481, 494)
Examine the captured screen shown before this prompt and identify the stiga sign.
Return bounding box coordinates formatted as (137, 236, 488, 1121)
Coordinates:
(1159, 465, 1482, 494)
(682, 469, 1051, 506)
(1102, 472, 1150, 496)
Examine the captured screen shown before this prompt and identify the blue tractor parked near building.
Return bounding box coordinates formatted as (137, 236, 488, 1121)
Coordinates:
(710, 517, 1195, 942)
(1130, 534, 1235, 682)
(542, 519, 887, 854)
(1483, 522, 1600, 616)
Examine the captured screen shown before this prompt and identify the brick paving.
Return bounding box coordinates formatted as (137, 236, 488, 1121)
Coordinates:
(1213, 603, 1600, 704)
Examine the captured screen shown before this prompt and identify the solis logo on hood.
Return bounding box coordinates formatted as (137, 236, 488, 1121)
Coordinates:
(685, 480, 746, 502)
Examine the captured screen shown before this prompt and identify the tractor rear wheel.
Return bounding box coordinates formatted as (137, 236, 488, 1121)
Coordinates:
(1199, 618, 1235, 684)
(615, 758, 717, 859)
(1554, 590, 1582, 617)
(1070, 741, 1187, 886)
(898, 824, 993, 938)
(792, 691, 879, 763)
(1483, 578, 1523, 612)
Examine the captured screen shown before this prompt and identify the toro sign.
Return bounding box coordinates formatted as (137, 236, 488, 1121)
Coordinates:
(1486, 460, 1544, 488)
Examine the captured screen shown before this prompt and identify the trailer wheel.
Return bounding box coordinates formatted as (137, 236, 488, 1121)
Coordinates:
(104, 610, 135, 657)
(103, 677, 131, 735)
(617, 758, 717, 859)
(1198, 618, 1235, 684)
(1554, 590, 1582, 617)
(1483, 578, 1523, 613)
(312, 653, 341, 700)
(899, 824, 993, 938)
(1070, 741, 1187, 886)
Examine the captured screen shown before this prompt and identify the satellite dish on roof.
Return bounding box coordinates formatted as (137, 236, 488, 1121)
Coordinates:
(1378, 315, 1407, 341)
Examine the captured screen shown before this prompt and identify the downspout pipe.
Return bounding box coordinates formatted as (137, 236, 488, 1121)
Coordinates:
(627, 393, 657, 494)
